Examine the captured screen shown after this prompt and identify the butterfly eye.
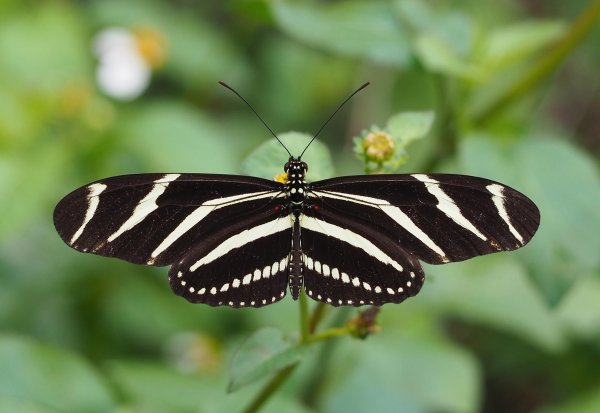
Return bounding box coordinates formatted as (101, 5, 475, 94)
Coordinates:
(284, 162, 291, 172)
(301, 162, 308, 172)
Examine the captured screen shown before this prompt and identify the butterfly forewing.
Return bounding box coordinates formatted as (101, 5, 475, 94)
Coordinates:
(309, 174, 540, 265)
(53, 173, 283, 266)
(300, 212, 424, 307)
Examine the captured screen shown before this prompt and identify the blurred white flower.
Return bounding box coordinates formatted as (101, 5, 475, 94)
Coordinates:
(93, 27, 165, 101)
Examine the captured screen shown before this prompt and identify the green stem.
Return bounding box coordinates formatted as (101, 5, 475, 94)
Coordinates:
(241, 324, 351, 413)
(299, 288, 309, 343)
(473, 0, 600, 126)
(299, 307, 353, 407)
(421, 74, 459, 172)
(307, 327, 351, 343)
(241, 363, 298, 413)
(241, 294, 332, 413)
(308, 302, 327, 334)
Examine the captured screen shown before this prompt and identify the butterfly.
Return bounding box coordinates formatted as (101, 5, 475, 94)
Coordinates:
(53, 82, 540, 308)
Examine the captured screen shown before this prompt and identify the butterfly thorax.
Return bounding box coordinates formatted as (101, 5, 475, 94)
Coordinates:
(282, 158, 308, 300)
(284, 158, 308, 217)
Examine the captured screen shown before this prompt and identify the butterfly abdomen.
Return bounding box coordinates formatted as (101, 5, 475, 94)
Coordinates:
(289, 217, 303, 299)
(283, 159, 309, 299)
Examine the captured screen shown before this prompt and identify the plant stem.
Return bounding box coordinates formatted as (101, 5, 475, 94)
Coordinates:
(242, 294, 336, 413)
(299, 288, 309, 343)
(241, 363, 298, 413)
(473, 0, 600, 126)
(299, 306, 353, 408)
(308, 302, 327, 334)
(307, 327, 351, 343)
(421, 74, 459, 172)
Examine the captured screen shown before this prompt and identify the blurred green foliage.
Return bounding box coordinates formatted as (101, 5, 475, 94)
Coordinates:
(1, 0, 599, 412)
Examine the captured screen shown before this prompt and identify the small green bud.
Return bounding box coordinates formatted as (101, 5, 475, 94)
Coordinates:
(353, 111, 433, 174)
(363, 130, 395, 162)
(347, 306, 381, 339)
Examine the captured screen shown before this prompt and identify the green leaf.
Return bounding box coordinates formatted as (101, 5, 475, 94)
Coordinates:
(414, 34, 483, 80)
(396, 0, 475, 57)
(421, 255, 565, 353)
(387, 111, 435, 145)
(241, 132, 335, 181)
(0, 397, 52, 413)
(397, 0, 479, 79)
(324, 334, 480, 413)
(99, 267, 223, 345)
(107, 360, 314, 413)
(400, 2, 566, 84)
(536, 386, 600, 413)
(119, 101, 240, 173)
(556, 276, 600, 341)
(106, 361, 221, 412)
(228, 327, 308, 393)
(0, 335, 115, 413)
(478, 20, 566, 71)
(271, 1, 410, 66)
(0, 3, 91, 88)
(0, 143, 67, 241)
(458, 136, 600, 304)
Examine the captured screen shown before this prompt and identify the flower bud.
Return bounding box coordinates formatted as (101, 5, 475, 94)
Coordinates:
(363, 130, 395, 162)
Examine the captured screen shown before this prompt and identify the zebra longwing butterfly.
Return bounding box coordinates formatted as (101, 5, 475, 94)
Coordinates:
(53, 83, 540, 308)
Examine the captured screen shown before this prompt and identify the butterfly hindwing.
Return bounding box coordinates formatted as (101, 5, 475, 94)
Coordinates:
(300, 212, 424, 307)
(169, 211, 292, 308)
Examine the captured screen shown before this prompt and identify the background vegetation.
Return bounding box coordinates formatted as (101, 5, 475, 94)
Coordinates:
(1, 0, 599, 412)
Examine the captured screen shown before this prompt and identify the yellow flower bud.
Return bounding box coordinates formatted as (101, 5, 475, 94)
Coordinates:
(363, 131, 395, 162)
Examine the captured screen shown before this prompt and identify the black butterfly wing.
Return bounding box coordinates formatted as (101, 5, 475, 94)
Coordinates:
(308, 173, 540, 265)
(169, 209, 292, 308)
(300, 212, 424, 307)
(54, 170, 540, 308)
(54, 173, 293, 308)
(53, 173, 284, 266)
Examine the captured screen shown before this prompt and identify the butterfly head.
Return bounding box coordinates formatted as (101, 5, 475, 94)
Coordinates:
(284, 158, 308, 176)
(283, 158, 308, 209)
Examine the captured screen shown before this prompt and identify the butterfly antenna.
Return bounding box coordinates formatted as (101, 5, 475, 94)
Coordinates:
(219, 81, 292, 158)
(299, 82, 370, 158)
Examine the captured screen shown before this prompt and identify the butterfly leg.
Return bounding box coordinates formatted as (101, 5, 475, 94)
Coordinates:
(288, 215, 303, 299)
